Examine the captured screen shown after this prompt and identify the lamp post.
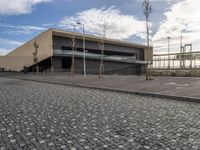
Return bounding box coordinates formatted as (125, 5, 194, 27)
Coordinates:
(77, 22, 86, 77)
(167, 36, 171, 69)
(70, 24, 77, 76)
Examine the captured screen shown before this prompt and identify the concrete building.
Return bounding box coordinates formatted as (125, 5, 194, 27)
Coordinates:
(0, 29, 153, 75)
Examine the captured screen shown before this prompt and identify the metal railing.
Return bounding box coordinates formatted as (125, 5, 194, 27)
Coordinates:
(150, 51, 200, 76)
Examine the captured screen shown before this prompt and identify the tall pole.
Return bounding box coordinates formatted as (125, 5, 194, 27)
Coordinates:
(190, 44, 192, 69)
(180, 31, 182, 68)
(83, 24, 86, 77)
(180, 31, 183, 53)
(143, 0, 152, 80)
(71, 25, 76, 76)
(77, 22, 86, 77)
(167, 37, 170, 69)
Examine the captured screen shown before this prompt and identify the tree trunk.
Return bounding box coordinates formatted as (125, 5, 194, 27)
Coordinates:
(36, 64, 39, 74)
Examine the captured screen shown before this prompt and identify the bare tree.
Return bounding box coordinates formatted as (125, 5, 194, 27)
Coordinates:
(70, 25, 77, 76)
(70, 34, 76, 76)
(143, 0, 152, 80)
(33, 39, 39, 73)
(98, 24, 106, 78)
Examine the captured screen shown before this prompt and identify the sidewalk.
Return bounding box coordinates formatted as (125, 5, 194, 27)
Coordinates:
(1, 73, 200, 101)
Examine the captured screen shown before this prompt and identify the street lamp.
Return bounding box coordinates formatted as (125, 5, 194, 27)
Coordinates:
(70, 24, 77, 76)
(167, 36, 171, 69)
(76, 21, 86, 77)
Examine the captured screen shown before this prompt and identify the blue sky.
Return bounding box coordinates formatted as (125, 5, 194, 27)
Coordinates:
(0, 0, 199, 55)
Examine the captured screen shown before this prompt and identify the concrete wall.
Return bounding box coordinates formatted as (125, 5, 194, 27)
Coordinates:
(53, 36, 144, 60)
(0, 30, 53, 71)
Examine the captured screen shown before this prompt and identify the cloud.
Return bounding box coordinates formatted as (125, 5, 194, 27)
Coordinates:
(0, 48, 9, 56)
(0, 39, 24, 55)
(60, 7, 146, 40)
(0, 39, 23, 46)
(0, 23, 47, 35)
(0, 0, 52, 15)
(153, 0, 200, 53)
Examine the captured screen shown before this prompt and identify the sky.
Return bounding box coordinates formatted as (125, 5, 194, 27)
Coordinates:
(0, 0, 199, 55)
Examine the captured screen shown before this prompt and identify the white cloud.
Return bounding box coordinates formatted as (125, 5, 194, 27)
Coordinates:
(0, 23, 47, 35)
(153, 0, 200, 53)
(0, 48, 9, 56)
(0, 39, 24, 55)
(0, 0, 52, 15)
(0, 39, 23, 46)
(60, 7, 146, 40)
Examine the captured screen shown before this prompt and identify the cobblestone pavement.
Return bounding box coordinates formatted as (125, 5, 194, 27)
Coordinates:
(1, 73, 200, 99)
(1, 77, 200, 150)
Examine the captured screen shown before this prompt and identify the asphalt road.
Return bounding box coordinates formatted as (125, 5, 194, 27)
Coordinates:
(0, 77, 200, 150)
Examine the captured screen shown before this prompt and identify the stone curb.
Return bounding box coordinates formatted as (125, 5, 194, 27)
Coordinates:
(1, 75, 200, 103)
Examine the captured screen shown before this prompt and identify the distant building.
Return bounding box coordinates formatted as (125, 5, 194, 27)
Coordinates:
(0, 29, 153, 75)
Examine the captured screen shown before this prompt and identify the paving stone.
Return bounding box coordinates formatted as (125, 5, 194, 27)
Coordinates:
(1, 77, 200, 149)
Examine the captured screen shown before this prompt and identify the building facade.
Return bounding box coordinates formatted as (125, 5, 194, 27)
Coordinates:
(0, 29, 153, 75)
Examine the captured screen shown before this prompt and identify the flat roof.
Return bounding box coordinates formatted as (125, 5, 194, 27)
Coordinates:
(50, 28, 152, 49)
(3, 28, 152, 57)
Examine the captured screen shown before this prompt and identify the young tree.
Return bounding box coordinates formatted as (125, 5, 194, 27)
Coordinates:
(33, 40, 39, 73)
(143, 0, 152, 80)
(98, 24, 106, 78)
(98, 41, 104, 78)
(70, 34, 76, 76)
(70, 25, 77, 76)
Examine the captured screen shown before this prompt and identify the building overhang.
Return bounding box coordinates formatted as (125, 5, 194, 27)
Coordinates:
(54, 49, 150, 65)
(50, 28, 152, 50)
